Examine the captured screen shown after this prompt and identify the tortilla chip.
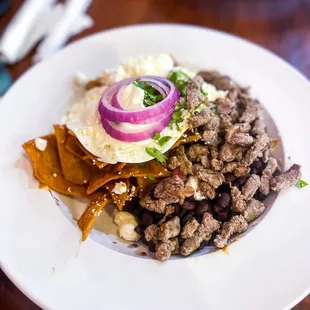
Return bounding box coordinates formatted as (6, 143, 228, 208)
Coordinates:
(105, 179, 138, 210)
(65, 130, 109, 169)
(67, 130, 108, 169)
(172, 132, 201, 149)
(78, 192, 113, 241)
(65, 135, 85, 158)
(54, 125, 91, 185)
(87, 160, 171, 194)
(23, 134, 90, 198)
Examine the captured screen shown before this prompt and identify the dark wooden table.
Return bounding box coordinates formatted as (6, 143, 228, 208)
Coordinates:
(0, 0, 309, 309)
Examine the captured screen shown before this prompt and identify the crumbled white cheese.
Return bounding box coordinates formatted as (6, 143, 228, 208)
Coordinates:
(112, 181, 127, 195)
(114, 211, 139, 241)
(186, 176, 206, 201)
(101, 54, 174, 85)
(73, 72, 88, 88)
(118, 223, 137, 241)
(34, 138, 47, 151)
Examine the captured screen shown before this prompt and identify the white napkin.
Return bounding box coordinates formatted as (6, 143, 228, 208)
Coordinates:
(34, 0, 93, 62)
(0, 0, 93, 64)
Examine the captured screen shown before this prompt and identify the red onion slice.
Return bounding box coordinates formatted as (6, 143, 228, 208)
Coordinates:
(101, 113, 172, 142)
(98, 76, 179, 124)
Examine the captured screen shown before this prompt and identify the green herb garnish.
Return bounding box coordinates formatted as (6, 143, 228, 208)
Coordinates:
(200, 87, 208, 97)
(168, 109, 184, 131)
(168, 70, 191, 97)
(175, 101, 187, 111)
(133, 79, 163, 107)
(158, 136, 172, 146)
(295, 179, 308, 188)
(152, 132, 160, 141)
(147, 174, 157, 182)
(145, 147, 167, 164)
(152, 132, 172, 146)
(210, 106, 218, 115)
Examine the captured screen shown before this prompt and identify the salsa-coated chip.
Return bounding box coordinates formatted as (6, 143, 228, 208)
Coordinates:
(54, 125, 90, 185)
(67, 129, 108, 169)
(87, 160, 171, 194)
(105, 179, 138, 210)
(23, 135, 90, 198)
(78, 192, 113, 241)
(65, 135, 85, 158)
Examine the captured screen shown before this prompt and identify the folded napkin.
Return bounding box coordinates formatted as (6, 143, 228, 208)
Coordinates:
(0, 0, 93, 64)
(34, 0, 93, 62)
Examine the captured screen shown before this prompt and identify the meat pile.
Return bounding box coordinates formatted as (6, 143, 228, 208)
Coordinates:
(134, 71, 302, 261)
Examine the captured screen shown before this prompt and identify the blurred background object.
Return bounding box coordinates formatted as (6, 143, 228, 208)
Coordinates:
(0, 0, 93, 96)
(0, 0, 309, 309)
(0, 0, 10, 15)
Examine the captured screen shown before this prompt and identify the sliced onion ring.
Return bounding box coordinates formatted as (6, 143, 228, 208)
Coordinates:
(98, 76, 179, 124)
(101, 113, 172, 142)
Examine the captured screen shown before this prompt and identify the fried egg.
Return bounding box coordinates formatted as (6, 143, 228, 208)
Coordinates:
(63, 54, 226, 164)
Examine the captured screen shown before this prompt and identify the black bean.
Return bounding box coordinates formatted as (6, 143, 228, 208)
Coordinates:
(217, 192, 231, 208)
(178, 235, 185, 245)
(215, 211, 229, 221)
(254, 191, 267, 202)
(195, 200, 211, 215)
(235, 175, 248, 187)
(224, 173, 236, 183)
(251, 160, 263, 170)
(181, 213, 194, 226)
(166, 214, 174, 221)
(173, 204, 181, 216)
(179, 208, 187, 218)
(251, 168, 259, 175)
(141, 237, 149, 245)
(148, 242, 156, 252)
(212, 204, 223, 214)
(153, 213, 164, 223)
(181, 201, 196, 211)
(134, 225, 146, 235)
(217, 183, 230, 193)
(195, 215, 202, 223)
(123, 197, 139, 213)
(141, 211, 154, 226)
(252, 160, 265, 175)
(132, 205, 144, 216)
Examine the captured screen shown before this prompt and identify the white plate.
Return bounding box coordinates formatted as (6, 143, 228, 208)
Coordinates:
(0, 24, 310, 310)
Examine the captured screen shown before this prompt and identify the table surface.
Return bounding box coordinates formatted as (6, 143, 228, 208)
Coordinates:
(0, 0, 309, 309)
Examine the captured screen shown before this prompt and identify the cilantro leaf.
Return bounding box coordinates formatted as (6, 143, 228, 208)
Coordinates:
(295, 179, 308, 188)
(158, 136, 172, 146)
(145, 147, 167, 164)
(168, 70, 191, 97)
(200, 87, 208, 97)
(133, 79, 163, 107)
(147, 174, 157, 182)
(152, 132, 160, 141)
(210, 106, 218, 115)
(133, 79, 145, 89)
(168, 104, 185, 131)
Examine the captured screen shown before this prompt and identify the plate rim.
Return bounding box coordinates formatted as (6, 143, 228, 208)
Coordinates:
(1, 23, 310, 310)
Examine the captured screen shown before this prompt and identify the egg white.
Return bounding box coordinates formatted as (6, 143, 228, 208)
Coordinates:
(64, 87, 188, 164)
